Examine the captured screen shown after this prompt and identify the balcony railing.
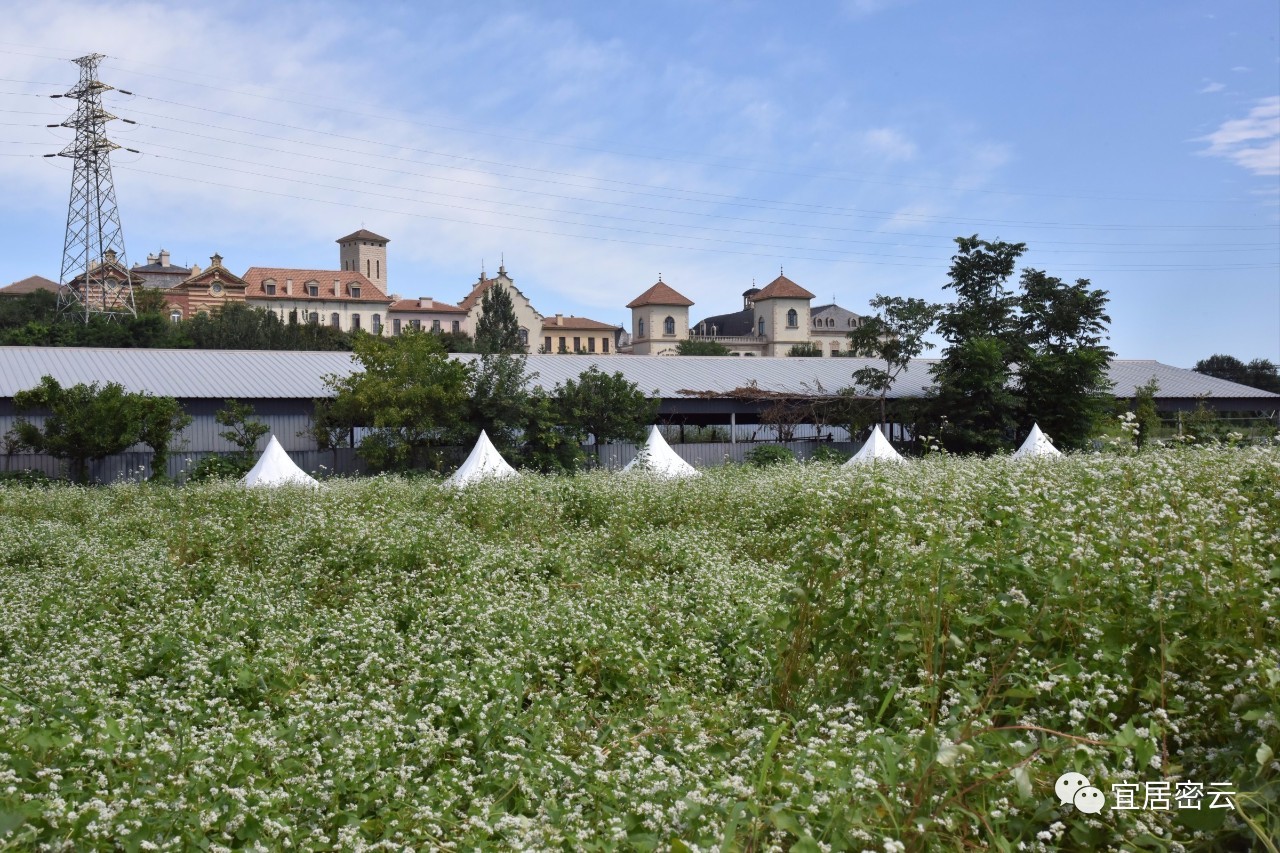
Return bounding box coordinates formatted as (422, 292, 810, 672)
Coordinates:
(689, 333, 768, 345)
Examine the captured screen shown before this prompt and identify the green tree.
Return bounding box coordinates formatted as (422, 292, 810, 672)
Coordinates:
(846, 295, 941, 430)
(464, 354, 534, 451)
(135, 394, 192, 481)
(519, 389, 584, 473)
(1014, 270, 1114, 450)
(302, 396, 358, 475)
(676, 338, 731, 356)
(929, 236, 1026, 454)
(11, 376, 142, 483)
(558, 367, 657, 465)
(1193, 354, 1280, 393)
(215, 399, 271, 456)
(1132, 378, 1161, 448)
(475, 284, 523, 354)
(326, 329, 470, 471)
(786, 342, 824, 357)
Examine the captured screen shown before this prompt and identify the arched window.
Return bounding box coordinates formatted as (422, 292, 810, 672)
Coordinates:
(169, 309, 182, 323)
(351, 313, 361, 331)
(638, 318, 645, 337)
(330, 312, 340, 328)
(371, 314, 382, 334)
(830, 341, 840, 354)
(786, 309, 798, 328)
(828, 318, 834, 328)
(309, 312, 319, 324)
(519, 328, 529, 347)
(663, 316, 675, 335)
(757, 317, 765, 336)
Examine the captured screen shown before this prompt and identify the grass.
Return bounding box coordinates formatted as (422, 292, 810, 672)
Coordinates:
(0, 446, 1276, 851)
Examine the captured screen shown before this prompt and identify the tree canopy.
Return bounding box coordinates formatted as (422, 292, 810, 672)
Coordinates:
(475, 284, 523, 354)
(676, 338, 731, 356)
(1193, 354, 1280, 393)
(846, 295, 940, 428)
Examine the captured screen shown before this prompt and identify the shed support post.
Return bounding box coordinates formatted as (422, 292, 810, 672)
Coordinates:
(730, 412, 736, 444)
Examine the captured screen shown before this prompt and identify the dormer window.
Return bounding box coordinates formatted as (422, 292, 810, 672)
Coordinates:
(350, 284, 361, 299)
(307, 282, 319, 298)
(264, 280, 277, 296)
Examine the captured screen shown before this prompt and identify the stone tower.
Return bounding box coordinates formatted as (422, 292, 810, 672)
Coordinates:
(625, 276, 694, 355)
(337, 229, 389, 292)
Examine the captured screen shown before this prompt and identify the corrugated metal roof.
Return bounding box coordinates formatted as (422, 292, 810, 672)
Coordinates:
(0, 348, 1274, 401)
(0, 347, 356, 399)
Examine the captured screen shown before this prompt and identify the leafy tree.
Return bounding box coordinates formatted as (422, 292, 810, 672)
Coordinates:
(216, 399, 270, 456)
(519, 389, 584, 473)
(430, 329, 477, 353)
(846, 295, 941, 430)
(1132, 378, 1161, 448)
(326, 329, 470, 471)
(786, 342, 824, 357)
(303, 396, 358, 475)
(676, 338, 731, 356)
(745, 444, 795, 467)
(135, 394, 192, 481)
(1193, 354, 1280, 393)
(1013, 270, 1114, 450)
(929, 236, 1026, 454)
(475, 283, 523, 354)
(11, 377, 143, 483)
(557, 367, 657, 465)
(464, 354, 534, 451)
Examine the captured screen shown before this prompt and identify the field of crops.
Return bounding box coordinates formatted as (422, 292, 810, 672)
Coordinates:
(0, 448, 1277, 851)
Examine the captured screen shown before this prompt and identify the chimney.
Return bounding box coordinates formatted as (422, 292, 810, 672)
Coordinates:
(189, 263, 202, 276)
(555, 313, 563, 326)
(333, 279, 340, 296)
(147, 252, 158, 265)
(285, 279, 293, 296)
(419, 297, 434, 309)
(159, 249, 170, 268)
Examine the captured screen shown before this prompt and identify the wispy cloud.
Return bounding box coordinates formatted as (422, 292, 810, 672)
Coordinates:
(1199, 81, 1225, 94)
(862, 127, 917, 161)
(1200, 96, 1280, 177)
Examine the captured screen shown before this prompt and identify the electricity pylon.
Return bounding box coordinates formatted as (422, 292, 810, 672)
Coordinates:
(51, 53, 137, 321)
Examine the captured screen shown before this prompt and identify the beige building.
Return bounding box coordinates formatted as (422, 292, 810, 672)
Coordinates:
(387, 296, 468, 336)
(626, 278, 694, 355)
(457, 263, 543, 353)
(627, 273, 866, 357)
(541, 314, 619, 354)
(241, 266, 391, 334)
(337, 230, 388, 293)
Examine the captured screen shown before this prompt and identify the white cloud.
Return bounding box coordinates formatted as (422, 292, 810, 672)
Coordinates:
(841, 0, 913, 18)
(1199, 81, 1225, 94)
(1200, 96, 1280, 177)
(862, 127, 918, 161)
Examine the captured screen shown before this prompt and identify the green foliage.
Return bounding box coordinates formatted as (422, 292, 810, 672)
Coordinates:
(214, 399, 270, 456)
(785, 342, 823, 357)
(3, 452, 1273, 847)
(1014, 269, 1115, 450)
(557, 366, 658, 463)
(806, 443, 850, 463)
(184, 453, 252, 483)
(134, 394, 192, 481)
(327, 329, 470, 472)
(745, 444, 795, 466)
(1193, 354, 1280, 394)
(183, 302, 352, 351)
(430, 329, 477, 353)
(930, 236, 1026, 454)
(676, 338, 731, 356)
(0, 451, 1276, 849)
(1133, 378, 1161, 448)
(464, 354, 533, 451)
(474, 283, 523, 354)
(847, 295, 941, 427)
(0, 469, 51, 486)
(1180, 398, 1230, 444)
(11, 377, 144, 483)
(518, 389, 584, 473)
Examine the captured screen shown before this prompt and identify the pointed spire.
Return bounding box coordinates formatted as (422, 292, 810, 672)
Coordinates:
(498, 252, 506, 275)
(480, 258, 485, 282)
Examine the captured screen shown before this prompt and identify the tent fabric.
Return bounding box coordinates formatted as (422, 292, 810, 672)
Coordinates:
(844, 425, 905, 465)
(1012, 422, 1062, 458)
(446, 429, 519, 486)
(240, 434, 321, 488)
(623, 425, 700, 478)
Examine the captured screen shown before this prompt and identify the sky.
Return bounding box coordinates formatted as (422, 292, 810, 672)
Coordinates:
(0, 0, 1276, 366)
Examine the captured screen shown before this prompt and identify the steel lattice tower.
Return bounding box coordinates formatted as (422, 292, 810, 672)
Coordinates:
(53, 53, 136, 321)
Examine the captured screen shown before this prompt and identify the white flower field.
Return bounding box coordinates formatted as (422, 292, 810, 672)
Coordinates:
(0, 448, 1277, 851)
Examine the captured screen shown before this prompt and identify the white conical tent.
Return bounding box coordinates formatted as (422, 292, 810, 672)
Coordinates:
(1012, 422, 1062, 458)
(240, 435, 321, 488)
(844, 425, 904, 465)
(623, 425, 700, 478)
(446, 429, 519, 486)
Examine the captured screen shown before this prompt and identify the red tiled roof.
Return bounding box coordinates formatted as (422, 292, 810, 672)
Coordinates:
(336, 229, 389, 244)
(541, 315, 621, 331)
(0, 275, 58, 296)
(389, 298, 467, 314)
(626, 281, 694, 308)
(753, 274, 815, 301)
(241, 267, 391, 303)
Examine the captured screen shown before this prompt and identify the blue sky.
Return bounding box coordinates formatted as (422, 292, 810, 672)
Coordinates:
(1, 0, 1276, 366)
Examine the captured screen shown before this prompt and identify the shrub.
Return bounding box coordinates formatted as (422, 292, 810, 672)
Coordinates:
(806, 443, 850, 464)
(745, 444, 795, 466)
(185, 454, 252, 483)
